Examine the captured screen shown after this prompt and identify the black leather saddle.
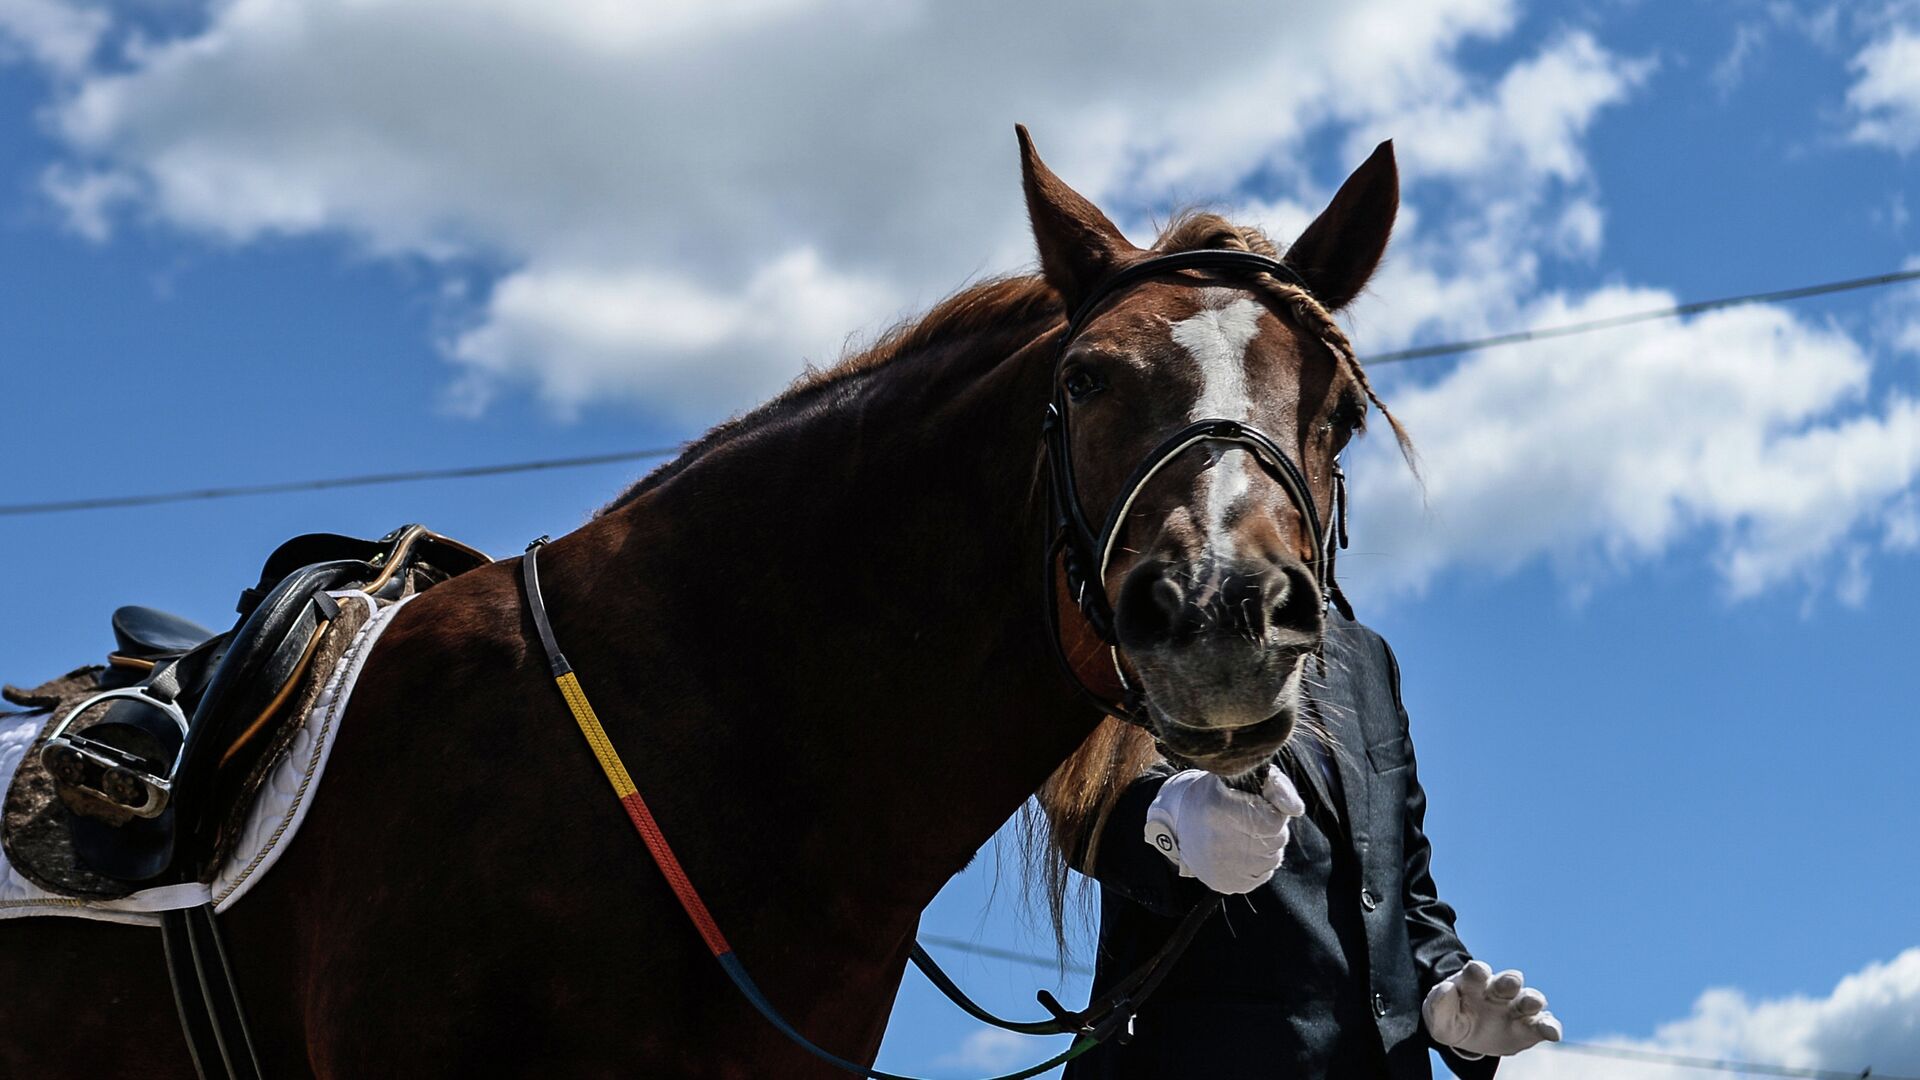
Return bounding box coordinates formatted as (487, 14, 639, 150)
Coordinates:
(113, 607, 218, 659)
(37, 524, 490, 886)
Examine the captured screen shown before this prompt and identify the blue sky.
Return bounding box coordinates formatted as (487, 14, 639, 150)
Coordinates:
(3, 1, 1919, 1076)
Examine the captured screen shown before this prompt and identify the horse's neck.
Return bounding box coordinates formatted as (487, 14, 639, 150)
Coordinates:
(541, 324, 1095, 956)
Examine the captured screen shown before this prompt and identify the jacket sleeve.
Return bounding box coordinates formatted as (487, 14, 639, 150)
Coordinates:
(1068, 763, 1211, 918)
(1382, 635, 1500, 1080)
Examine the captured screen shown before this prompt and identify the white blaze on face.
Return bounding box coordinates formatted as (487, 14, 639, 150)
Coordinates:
(1170, 294, 1265, 548)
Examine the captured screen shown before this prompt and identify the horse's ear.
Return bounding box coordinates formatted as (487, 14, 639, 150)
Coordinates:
(1286, 140, 1399, 311)
(1017, 124, 1136, 313)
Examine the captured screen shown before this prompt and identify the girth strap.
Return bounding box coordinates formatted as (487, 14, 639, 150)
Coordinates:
(162, 903, 264, 1080)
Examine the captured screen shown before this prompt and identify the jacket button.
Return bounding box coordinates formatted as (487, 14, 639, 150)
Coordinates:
(1361, 888, 1378, 911)
(1372, 993, 1388, 1018)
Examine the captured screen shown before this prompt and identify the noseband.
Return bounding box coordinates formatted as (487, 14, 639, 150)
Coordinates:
(1040, 249, 1353, 724)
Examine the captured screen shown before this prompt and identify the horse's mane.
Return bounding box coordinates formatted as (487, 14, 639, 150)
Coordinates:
(596, 276, 1061, 515)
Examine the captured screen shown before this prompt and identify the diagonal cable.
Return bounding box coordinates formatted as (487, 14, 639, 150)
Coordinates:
(7, 266, 1920, 517)
(916, 936, 1919, 1079)
(1363, 267, 1920, 365)
(0, 446, 683, 517)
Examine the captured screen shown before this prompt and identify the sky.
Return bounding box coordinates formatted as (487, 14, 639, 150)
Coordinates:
(1, 0, 1918, 1077)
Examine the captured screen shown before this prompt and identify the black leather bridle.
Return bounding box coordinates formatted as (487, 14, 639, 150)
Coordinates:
(1040, 249, 1353, 725)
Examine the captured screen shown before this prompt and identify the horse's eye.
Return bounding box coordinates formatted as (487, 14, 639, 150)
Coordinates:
(1063, 366, 1106, 402)
(1324, 399, 1364, 436)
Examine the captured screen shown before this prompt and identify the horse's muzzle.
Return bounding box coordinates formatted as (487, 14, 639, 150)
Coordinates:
(1114, 555, 1320, 653)
(1113, 554, 1321, 772)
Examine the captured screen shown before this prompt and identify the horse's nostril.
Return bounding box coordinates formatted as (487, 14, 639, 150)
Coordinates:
(1266, 574, 1291, 629)
(1121, 559, 1320, 649)
(1269, 564, 1320, 633)
(1116, 565, 1190, 649)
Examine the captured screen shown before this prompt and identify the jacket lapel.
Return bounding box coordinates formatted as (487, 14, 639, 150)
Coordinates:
(1279, 729, 1342, 834)
(1304, 648, 1373, 844)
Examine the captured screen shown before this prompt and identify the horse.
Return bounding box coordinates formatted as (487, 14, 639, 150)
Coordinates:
(0, 125, 1403, 1078)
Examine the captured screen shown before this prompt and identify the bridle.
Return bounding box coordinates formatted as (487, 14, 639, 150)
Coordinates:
(1040, 248, 1354, 726)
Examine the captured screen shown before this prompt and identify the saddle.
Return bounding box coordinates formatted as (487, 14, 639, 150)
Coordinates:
(3, 524, 489, 896)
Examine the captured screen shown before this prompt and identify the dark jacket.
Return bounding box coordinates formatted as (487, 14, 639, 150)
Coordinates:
(1064, 614, 1496, 1080)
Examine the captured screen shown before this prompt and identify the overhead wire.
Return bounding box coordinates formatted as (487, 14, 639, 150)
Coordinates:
(1548, 1041, 1914, 1079)
(1364, 266, 1920, 365)
(914, 936, 1917, 1079)
(0, 446, 685, 517)
(5, 264, 1919, 518)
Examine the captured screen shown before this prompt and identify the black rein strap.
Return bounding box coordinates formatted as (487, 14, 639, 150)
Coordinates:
(908, 892, 1222, 1043)
(162, 903, 264, 1080)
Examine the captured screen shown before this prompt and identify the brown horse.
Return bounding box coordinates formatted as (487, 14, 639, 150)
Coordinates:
(0, 127, 1401, 1078)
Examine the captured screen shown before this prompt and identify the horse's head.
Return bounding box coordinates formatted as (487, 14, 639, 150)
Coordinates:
(1021, 127, 1403, 778)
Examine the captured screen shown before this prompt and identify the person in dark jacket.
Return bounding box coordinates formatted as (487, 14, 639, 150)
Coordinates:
(1062, 612, 1561, 1079)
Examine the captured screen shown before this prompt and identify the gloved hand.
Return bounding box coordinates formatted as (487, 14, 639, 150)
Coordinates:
(1142, 766, 1306, 894)
(1422, 960, 1563, 1058)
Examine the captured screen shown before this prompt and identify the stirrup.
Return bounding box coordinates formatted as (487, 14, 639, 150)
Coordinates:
(41, 683, 189, 819)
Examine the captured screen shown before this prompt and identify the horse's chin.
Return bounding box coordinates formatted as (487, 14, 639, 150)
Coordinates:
(1133, 648, 1306, 778)
(1146, 700, 1298, 779)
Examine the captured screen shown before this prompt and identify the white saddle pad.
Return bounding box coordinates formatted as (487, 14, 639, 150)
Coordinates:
(0, 590, 415, 925)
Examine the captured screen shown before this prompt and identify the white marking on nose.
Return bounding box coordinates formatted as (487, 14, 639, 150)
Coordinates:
(1170, 295, 1264, 547)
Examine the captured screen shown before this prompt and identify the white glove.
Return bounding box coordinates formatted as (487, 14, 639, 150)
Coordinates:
(1422, 960, 1563, 1058)
(1142, 767, 1306, 894)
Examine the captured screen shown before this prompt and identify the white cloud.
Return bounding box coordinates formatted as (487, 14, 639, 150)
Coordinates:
(38, 163, 136, 242)
(22, 0, 1608, 418)
(1502, 948, 1920, 1080)
(1847, 24, 1920, 152)
(1319, 32, 1642, 363)
(446, 249, 897, 421)
(0, 0, 104, 74)
(1886, 492, 1920, 550)
(1875, 262, 1920, 358)
(935, 1029, 1042, 1072)
(1711, 20, 1769, 98)
(1348, 290, 1920, 603)
(1354, 32, 1650, 190)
